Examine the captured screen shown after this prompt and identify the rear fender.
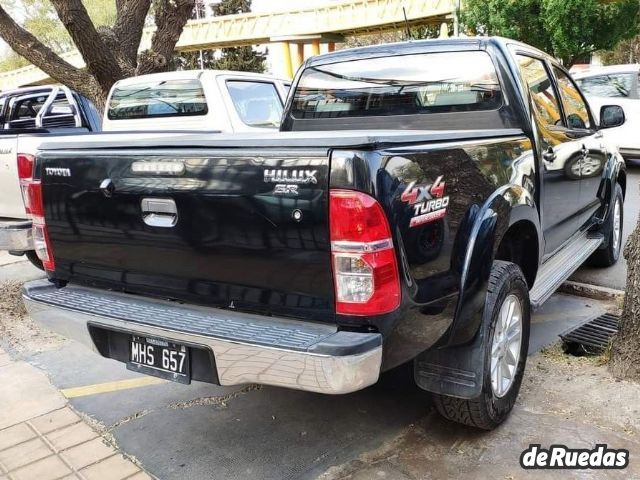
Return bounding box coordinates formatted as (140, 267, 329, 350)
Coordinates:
(414, 185, 539, 399)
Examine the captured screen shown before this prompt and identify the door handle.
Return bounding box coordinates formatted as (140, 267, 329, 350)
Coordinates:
(542, 147, 556, 162)
(141, 198, 177, 228)
(100, 178, 115, 198)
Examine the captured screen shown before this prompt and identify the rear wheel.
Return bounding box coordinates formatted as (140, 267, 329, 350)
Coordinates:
(589, 183, 623, 267)
(25, 250, 43, 270)
(432, 261, 530, 430)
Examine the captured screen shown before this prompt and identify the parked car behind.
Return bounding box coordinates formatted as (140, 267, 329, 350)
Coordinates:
(103, 70, 290, 133)
(574, 64, 640, 161)
(0, 85, 101, 268)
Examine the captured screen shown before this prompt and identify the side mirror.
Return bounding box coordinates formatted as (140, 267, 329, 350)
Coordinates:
(600, 105, 625, 129)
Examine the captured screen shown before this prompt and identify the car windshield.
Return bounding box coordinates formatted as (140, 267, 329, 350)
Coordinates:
(107, 79, 208, 120)
(291, 51, 502, 119)
(576, 73, 634, 98)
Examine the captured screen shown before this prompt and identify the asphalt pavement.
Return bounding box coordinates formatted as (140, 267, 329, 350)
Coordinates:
(0, 163, 635, 479)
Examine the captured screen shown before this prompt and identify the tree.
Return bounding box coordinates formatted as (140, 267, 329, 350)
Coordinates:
(611, 223, 640, 381)
(0, 0, 196, 110)
(0, 0, 117, 74)
(208, 0, 266, 73)
(462, 0, 640, 66)
(600, 35, 640, 65)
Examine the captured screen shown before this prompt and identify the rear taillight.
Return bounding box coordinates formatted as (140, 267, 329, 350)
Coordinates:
(17, 153, 35, 214)
(18, 153, 55, 271)
(330, 189, 400, 316)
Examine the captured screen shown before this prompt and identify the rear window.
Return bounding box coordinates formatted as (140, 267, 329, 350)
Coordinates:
(576, 73, 635, 98)
(291, 51, 502, 119)
(107, 79, 208, 120)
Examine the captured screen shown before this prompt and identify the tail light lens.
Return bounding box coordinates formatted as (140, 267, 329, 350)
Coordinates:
(330, 189, 400, 315)
(18, 153, 55, 271)
(17, 153, 35, 213)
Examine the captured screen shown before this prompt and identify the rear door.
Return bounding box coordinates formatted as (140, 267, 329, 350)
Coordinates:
(40, 147, 334, 322)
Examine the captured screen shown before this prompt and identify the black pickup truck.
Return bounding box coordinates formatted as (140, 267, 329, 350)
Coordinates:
(23, 37, 626, 430)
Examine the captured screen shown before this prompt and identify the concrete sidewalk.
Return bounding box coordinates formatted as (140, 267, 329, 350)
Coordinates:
(0, 348, 151, 480)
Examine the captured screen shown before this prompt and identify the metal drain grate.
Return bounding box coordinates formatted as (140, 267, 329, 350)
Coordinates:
(560, 313, 620, 353)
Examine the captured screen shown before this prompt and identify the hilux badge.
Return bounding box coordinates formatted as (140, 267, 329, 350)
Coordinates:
(263, 169, 317, 184)
(401, 175, 450, 228)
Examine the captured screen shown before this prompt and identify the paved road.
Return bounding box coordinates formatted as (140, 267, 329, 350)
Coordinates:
(0, 162, 633, 479)
(0, 253, 615, 480)
(570, 159, 639, 290)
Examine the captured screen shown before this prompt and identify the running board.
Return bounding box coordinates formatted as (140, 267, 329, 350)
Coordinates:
(530, 231, 604, 309)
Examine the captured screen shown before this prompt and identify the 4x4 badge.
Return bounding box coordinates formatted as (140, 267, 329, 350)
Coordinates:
(401, 176, 450, 228)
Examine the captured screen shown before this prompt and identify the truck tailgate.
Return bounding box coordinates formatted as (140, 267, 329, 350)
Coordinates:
(39, 148, 334, 322)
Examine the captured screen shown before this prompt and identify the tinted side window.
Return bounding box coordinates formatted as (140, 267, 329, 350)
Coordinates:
(226, 81, 283, 128)
(516, 55, 562, 127)
(291, 51, 502, 119)
(553, 67, 591, 130)
(576, 73, 633, 98)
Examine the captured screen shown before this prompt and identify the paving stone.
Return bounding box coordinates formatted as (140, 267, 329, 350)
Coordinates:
(0, 362, 66, 430)
(10, 454, 72, 480)
(46, 422, 97, 452)
(127, 471, 153, 480)
(60, 438, 115, 470)
(0, 352, 10, 368)
(0, 437, 52, 472)
(0, 423, 36, 452)
(30, 408, 81, 435)
(79, 454, 140, 480)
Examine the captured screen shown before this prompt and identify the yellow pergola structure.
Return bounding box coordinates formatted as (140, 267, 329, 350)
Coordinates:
(0, 0, 458, 89)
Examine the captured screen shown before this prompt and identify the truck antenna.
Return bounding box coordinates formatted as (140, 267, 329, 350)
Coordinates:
(403, 7, 413, 40)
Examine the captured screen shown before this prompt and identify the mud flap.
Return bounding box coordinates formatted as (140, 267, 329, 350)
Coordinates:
(413, 324, 487, 399)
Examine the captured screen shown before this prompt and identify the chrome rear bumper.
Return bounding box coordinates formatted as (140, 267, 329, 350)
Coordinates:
(22, 280, 382, 394)
(0, 219, 32, 251)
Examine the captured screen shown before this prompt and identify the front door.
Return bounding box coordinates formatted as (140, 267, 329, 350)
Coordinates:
(516, 55, 583, 255)
(551, 65, 607, 230)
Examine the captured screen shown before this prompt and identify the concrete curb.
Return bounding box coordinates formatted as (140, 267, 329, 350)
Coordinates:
(560, 281, 625, 303)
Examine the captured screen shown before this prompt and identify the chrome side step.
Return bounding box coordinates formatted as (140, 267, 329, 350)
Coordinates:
(530, 231, 604, 309)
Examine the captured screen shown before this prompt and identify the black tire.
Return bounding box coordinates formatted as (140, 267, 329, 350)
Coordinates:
(589, 183, 624, 267)
(25, 250, 44, 270)
(432, 261, 530, 430)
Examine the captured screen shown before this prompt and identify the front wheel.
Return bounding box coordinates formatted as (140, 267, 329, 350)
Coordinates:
(432, 261, 530, 430)
(588, 183, 623, 267)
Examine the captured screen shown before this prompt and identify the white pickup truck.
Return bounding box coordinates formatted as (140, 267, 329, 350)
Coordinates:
(0, 85, 101, 267)
(0, 70, 289, 266)
(102, 70, 290, 132)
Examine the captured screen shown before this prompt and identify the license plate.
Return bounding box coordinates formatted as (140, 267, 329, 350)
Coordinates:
(127, 335, 190, 384)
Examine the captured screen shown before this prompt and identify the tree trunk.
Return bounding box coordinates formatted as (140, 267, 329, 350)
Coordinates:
(611, 202, 640, 380)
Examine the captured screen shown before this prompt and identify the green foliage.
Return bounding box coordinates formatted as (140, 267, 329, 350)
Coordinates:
(462, 0, 640, 65)
(210, 0, 251, 16)
(599, 35, 640, 65)
(210, 46, 266, 73)
(0, 0, 117, 72)
(174, 0, 266, 73)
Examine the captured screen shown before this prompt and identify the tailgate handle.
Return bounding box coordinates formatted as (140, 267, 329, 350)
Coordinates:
(141, 198, 177, 228)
